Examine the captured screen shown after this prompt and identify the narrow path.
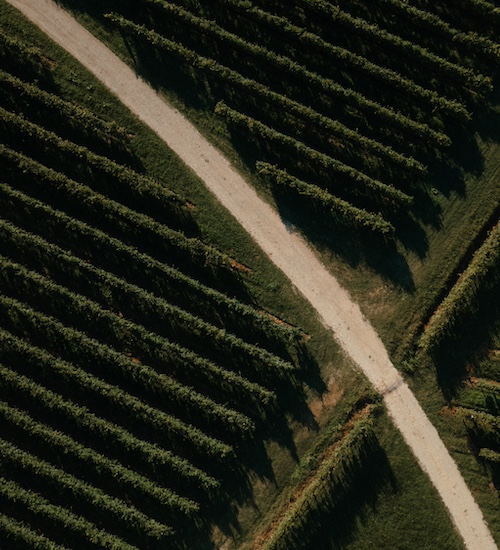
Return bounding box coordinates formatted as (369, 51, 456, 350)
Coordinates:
(6, 1, 497, 548)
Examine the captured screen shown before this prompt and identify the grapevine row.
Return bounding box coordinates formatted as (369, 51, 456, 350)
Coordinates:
(0, 142, 237, 294)
(456, 407, 500, 432)
(108, 11, 450, 147)
(257, 162, 395, 235)
(215, 101, 413, 205)
(0, 257, 275, 416)
(0, 438, 173, 541)
(0, 363, 218, 493)
(450, 0, 500, 24)
(473, 378, 500, 397)
(0, 478, 137, 550)
(295, 0, 492, 95)
(456, 406, 500, 452)
(0, 137, 224, 286)
(479, 448, 500, 463)
(217, 0, 470, 120)
(0, 29, 53, 82)
(0, 219, 296, 386)
(375, 0, 500, 62)
(410, 0, 500, 44)
(0, 106, 188, 228)
(0, 255, 263, 428)
(0, 399, 198, 517)
(106, 12, 425, 174)
(0, 184, 301, 355)
(0, 321, 235, 461)
(0, 513, 66, 550)
(0, 68, 131, 146)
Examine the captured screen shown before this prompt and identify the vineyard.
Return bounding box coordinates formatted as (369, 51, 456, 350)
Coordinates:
(90, 0, 500, 239)
(2, 0, 500, 548)
(0, 17, 347, 549)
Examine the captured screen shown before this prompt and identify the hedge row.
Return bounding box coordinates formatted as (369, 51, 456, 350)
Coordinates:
(262, 413, 375, 550)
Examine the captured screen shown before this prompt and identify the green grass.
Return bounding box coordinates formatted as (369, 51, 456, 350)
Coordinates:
(230, 409, 465, 550)
(313, 413, 465, 550)
(2, 1, 498, 548)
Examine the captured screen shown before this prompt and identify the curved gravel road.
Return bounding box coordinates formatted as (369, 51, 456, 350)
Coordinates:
(6, 1, 497, 548)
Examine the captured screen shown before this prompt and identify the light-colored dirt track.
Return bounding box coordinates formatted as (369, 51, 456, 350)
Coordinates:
(6, 1, 497, 548)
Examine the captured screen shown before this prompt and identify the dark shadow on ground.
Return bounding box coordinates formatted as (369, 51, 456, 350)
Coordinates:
(270, 188, 417, 292)
(291, 438, 398, 550)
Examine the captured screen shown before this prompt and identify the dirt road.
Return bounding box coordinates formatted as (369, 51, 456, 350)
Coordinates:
(6, 1, 497, 548)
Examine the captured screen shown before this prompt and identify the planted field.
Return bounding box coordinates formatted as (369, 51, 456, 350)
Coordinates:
(93, 0, 498, 239)
(0, 20, 339, 549)
(1, 0, 500, 549)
